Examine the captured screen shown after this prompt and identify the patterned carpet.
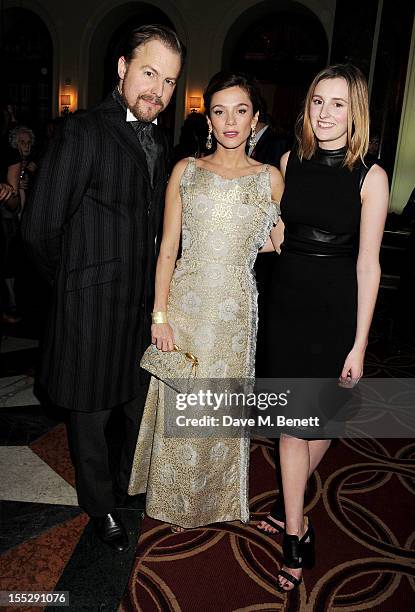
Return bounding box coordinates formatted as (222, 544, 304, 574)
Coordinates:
(120, 434, 415, 612)
(1, 291, 415, 611)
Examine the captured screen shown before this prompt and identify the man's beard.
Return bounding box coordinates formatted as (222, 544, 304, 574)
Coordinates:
(124, 91, 164, 123)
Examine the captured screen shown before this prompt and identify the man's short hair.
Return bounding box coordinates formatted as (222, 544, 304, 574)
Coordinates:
(120, 24, 186, 67)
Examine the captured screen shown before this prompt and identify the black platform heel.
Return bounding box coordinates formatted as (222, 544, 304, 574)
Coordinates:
(276, 517, 315, 592)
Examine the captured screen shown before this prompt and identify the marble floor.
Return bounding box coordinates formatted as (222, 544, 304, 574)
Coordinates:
(0, 330, 144, 611)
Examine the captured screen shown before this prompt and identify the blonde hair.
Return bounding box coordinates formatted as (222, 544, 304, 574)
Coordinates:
(296, 64, 369, 170)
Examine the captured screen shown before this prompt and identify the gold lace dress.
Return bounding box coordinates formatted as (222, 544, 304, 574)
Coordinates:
(128, 157, 279, 527)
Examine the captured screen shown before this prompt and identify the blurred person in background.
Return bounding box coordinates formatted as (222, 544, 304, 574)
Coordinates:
(171, 112, 209, 165)
(9, 126, 38, 210)
(1, 135, 21, 324)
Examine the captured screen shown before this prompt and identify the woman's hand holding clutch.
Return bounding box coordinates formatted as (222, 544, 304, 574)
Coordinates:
(151, 323, 175, 352)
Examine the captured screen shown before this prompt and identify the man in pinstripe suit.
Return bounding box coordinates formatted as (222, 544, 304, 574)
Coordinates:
(22, 25, 185, 552)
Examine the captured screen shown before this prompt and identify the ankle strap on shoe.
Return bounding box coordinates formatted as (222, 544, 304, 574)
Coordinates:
(283, 534, 303, 568)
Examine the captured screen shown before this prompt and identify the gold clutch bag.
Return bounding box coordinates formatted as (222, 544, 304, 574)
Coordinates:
(140, 343, 199, 393)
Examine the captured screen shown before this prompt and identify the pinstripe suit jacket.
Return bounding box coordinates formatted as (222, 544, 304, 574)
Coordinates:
(21, 95, 169, 411)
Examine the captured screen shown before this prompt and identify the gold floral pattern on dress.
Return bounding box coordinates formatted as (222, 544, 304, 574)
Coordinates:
(129, 157, 280, 528)
(237, 203, 251, 219)
(208, 359, 228, 378)
(203, 263, 225, 287)
(193, 194, 211, 217)
(181, 443, 198, 467)
(210, 441, 230, 462)
(193, 323, 216, 351)
(181, 290, 202, 314)
(218, 297, 240, 322)
(231, 329, 246, 353)
(159, 464, 176, 486)
(191, 474, 207, 493)
(171, 492, 189, 514)
(206, 229, 228, 255)
(223, 464, 239, 486)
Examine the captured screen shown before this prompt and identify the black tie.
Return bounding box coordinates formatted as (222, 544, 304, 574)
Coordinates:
(131, 121, 160, 188)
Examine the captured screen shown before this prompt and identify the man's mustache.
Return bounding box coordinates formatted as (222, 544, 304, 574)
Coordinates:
(139, 95, 164, 109)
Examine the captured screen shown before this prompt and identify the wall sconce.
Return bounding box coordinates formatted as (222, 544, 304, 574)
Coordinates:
(189, 96, 201, 113)
(60, 94, 71, 115)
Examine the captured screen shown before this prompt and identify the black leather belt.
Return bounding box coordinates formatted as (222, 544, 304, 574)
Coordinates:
(287, 223, 354, 244)
(283, 223, 356, 257)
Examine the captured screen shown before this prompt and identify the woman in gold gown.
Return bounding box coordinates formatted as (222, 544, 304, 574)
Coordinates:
(129, 72, 284, 528)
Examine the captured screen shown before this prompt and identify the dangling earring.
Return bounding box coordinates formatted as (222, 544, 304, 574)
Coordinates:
(206, 129, 213, 150)
(249, 126, 256, 148)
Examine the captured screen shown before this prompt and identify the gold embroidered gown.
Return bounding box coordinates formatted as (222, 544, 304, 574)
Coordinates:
(128, 157, 279, 527)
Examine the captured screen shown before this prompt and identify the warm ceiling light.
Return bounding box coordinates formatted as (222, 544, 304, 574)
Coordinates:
(189, 96, 201, 112)
(60, 94, 71, 106)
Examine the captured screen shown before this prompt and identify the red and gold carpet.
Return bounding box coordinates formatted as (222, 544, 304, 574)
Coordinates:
(121, 436, 415, 611)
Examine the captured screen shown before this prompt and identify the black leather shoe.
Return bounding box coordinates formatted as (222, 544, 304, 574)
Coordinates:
(91, 512, 129, 552)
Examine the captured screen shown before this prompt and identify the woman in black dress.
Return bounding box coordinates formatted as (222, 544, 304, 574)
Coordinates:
(259, 64, 389, 591)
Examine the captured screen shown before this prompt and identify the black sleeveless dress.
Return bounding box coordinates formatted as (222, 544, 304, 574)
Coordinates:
(265, 147, 365, 380)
